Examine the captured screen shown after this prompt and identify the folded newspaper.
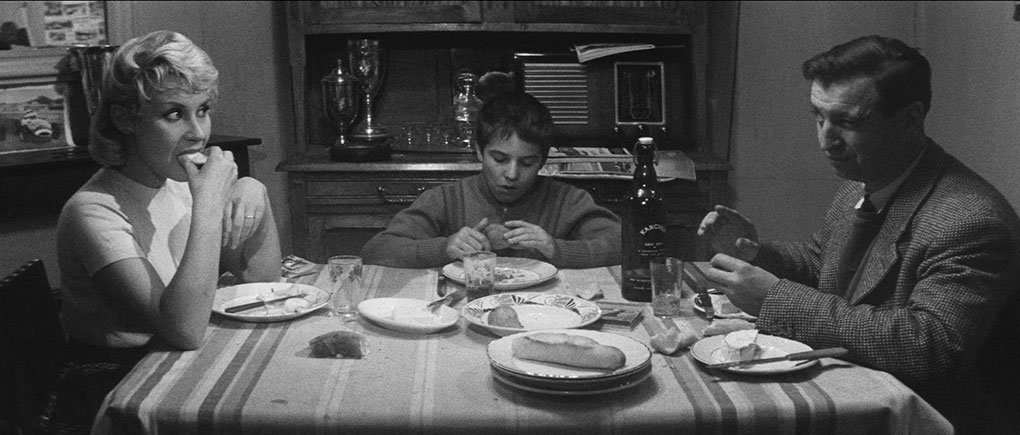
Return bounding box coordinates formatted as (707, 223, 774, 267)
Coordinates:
(574, 43, 656, 63)
(541, 147, 695, 181)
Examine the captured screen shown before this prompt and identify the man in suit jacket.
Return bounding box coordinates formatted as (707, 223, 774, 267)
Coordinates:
(698, 35, 1020, 433)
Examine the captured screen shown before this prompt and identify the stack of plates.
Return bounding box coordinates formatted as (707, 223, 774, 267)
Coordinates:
(486, 329, 652, 395)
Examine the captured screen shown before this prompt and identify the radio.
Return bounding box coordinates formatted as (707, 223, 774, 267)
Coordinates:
(513, 43, 694, 150)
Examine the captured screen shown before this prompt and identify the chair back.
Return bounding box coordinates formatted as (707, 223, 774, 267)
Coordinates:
(0, 259, 67, 433)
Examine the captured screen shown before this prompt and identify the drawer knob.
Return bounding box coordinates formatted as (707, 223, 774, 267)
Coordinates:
(377, 185, 425, 205)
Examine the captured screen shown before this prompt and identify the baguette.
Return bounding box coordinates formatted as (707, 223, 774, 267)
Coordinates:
(511, 332, 626, 370)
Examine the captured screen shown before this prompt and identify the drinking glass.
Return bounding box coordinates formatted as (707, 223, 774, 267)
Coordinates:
(463, 251, 496, 301)
(651, 257, 683, 318)
(327, 255, 364, 319)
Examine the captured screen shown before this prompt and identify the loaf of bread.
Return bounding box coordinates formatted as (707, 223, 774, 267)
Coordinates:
(511, 332, 626, 370)
(488, 304, 523, 328)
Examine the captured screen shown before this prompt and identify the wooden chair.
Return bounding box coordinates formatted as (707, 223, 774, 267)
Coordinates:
(0, 259, 67, 434)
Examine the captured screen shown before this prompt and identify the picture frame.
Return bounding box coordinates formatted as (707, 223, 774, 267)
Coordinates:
(614, 61, 666, 125)
(0, 1, 125, 157)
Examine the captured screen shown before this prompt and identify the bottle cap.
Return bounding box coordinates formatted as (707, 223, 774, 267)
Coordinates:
(638, 137, 654, 144)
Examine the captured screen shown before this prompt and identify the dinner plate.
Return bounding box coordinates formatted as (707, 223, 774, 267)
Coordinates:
(491, 364, 652, 396)
(443, 257, 557, 291)
(487, 329, 652, 380)
(462, 293, 601, 337)
(357, 298, 459, 334)
(213, 283, 329, 323)
(693, 293, 758, 321)
(690, 333, 817, 375)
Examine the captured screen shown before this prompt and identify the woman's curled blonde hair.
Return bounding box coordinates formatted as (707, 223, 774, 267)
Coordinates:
(89, 30, 219, 167)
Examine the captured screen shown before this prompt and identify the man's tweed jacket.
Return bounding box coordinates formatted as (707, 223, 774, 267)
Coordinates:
(752, 141, 1020, 391)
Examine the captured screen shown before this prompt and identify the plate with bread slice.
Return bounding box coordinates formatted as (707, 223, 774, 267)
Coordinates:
(690, 330, 816, 375)
(213, 282, 330, 323)
(443, 257, 557, 291)
(461, 292, 601, 337)
(487, 329, 652, 395)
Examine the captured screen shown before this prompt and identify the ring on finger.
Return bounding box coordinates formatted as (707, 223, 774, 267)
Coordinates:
(245, 215, 255, 219)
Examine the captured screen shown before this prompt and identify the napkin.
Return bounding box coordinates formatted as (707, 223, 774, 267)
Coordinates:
(641, 306, 700, 355)
(702, 318, 756, 337)
(282, 255, 322, 279)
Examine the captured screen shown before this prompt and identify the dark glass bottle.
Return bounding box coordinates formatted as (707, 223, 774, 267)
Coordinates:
(621, 137, 668, 302)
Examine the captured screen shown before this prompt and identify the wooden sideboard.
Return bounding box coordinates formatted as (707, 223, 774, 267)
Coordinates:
(0, 135, 262, 220)
(277, 150, 727, 263)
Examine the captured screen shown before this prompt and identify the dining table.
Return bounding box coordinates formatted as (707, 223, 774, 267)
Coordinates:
(90, 262, 952, 434)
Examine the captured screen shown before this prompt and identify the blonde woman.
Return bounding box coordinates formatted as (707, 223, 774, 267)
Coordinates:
(48, 30, 280, 432)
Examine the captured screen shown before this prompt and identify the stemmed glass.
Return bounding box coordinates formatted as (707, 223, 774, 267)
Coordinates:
(321, 58, 360, 151)
(348, 39, 390, 141)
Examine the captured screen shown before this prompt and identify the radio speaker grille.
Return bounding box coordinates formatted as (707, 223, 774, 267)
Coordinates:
(522, 62, 589, 125)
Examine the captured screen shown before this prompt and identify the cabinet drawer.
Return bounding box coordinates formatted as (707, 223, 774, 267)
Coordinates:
(305, 173, 471, 206)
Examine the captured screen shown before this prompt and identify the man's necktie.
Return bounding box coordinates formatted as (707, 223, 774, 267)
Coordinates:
(836, 196, 884, 298)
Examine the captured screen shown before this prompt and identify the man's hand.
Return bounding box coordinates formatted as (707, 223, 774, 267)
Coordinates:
(703, 253, 779, 317)
(503, 220, 555, 259)
(698, 205, 761, 262)
(445, 218, 492, 261)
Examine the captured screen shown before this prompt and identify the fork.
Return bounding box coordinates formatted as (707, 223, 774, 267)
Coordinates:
(427, 289, 465, 310)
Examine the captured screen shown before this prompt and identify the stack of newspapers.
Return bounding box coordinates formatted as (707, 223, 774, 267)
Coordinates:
(540, 147, 695, 181)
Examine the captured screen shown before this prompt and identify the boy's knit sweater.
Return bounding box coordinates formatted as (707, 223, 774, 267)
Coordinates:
(361, 174, 621, 268)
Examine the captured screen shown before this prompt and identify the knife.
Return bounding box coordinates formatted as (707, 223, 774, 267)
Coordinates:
(706, 347, 848, 369)
(225, 292, 307, 313)
(683, 263, 714, 320)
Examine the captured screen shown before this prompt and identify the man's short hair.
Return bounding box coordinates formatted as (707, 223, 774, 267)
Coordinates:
(476, 92, 554, 158)
(802, 35, 931, 116)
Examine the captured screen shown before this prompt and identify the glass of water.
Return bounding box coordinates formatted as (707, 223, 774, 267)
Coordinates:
(327, 255, 364, 319)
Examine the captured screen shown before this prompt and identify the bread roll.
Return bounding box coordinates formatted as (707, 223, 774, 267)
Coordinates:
(485, 223, 511, 250)
(511, 332, 626, 370)
(722, 329, 762, 362)
(488, 304, 523, 328)
(180, 151, 208, 167)
(310, 331, 367, 359)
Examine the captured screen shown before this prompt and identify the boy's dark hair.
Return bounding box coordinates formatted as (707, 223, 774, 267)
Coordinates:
(476, 92, 554, 158)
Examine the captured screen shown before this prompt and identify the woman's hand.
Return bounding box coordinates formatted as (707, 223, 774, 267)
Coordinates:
(178, 146, 236, 215)
(503, 220, 555, 260)
(222, 177, 269, 249)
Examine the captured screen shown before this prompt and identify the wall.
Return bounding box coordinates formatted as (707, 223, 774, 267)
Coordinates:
(729, 1, 918, 241)
(729, 1, 1019, 243)
(921, 1, 1020, 212)
(1, 1, 291, 287)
